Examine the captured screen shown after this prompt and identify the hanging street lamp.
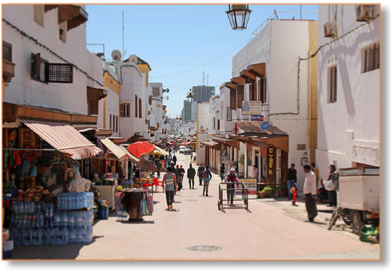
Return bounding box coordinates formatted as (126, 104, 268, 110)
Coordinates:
(226, 4, 252, 30)
(186, 89, 194, 99)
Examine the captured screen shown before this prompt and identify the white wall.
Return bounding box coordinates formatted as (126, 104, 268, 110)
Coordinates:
(197, 102, 210, 133)
(219, 86, 235, 134)
(3, 5, 95, 115)
(316, 5, 380, 180)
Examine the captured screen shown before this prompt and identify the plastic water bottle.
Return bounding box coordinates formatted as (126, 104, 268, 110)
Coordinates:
(76, 212, 83, 227)
(75, 226, 83, 243)
(52, 227, 59, 245)
(60, 227, 68, 245)
(43, 228, 51, 245)
(36, 211, 44, 228)
(53, 211, 61, 228)
(68, 212, 75, 229)
(68, 227, 76, 244)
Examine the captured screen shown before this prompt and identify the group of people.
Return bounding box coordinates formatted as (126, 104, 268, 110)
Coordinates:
(287, 162, 339, 223)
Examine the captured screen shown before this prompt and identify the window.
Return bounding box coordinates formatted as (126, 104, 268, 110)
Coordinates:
(363, 43, 380, 73)
(3, 41, 12, 62)
(213, 117, 216, 129)
(31, 53, 73, 83)
(328, 66, 337, 103)
(237, 85, 244, 108)
(230, 88, 237, 110)
(227, 107, 233, 121)
(33, 5, 44, 27)
(116, 115, 118, 133)
(139, 98, 142, 118)
(88, 100, 98, 115)
(217, 119, 220, 130)
(121, 103, 130, 117)
(135, 95, 138, 117)
(258, 77, 267, 103)
(110, 114, 112, 129)
(249, 83, 256, 101)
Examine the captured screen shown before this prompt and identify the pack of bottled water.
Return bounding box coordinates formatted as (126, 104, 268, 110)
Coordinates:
(57, 192, 94, 210)
(10, 201, 94, 246)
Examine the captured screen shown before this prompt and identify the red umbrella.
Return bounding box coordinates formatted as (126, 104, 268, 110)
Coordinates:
(127, 141, 155, 158)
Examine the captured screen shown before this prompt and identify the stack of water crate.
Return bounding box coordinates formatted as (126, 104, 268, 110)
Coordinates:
(9, 192, 95, 246)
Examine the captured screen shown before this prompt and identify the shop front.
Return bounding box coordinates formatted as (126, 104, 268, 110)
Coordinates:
(212, 137, 240, 174)
(199, 141, 220, 171)
(2, 103, 102, 248)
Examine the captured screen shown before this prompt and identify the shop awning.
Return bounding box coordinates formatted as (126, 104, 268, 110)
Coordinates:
(230, 132, 289, 152)
(101, 138, 126, 161)
(211, 137, 240, 150)
(73, 124, 98, 133)
(20, 119, 101, 160)
(247, 62, 266, 78)
(150, 146, 169, 156)
(118, 145, 140, 163)
(58, 5, 88, 31)
(200, 141, 221, 150)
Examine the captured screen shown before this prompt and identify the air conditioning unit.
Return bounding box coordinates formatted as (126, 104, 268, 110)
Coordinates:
(324, 21, 336, 38)
(356, 5, 374, 21)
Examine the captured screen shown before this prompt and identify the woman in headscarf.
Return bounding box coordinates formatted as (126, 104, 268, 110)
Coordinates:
(68, 171, 91, 193)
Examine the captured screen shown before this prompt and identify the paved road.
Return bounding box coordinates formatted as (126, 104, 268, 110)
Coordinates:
(10, 152, 379, 260)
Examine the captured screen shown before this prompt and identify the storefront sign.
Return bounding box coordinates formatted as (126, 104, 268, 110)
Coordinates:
(261, 122, 271, 130)
(242, 101, 262, 115)
(236, 179, 257, 195)
(251, 115, 264, 121)
(268, 147, 274, 175)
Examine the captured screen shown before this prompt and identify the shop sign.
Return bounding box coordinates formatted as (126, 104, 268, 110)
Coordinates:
(236, 178, 257, 195)
(242, 101, 262, 115)
(251, 115, 264, 121)
(261, 122, 272, 130)
(268, 147, 274, 175)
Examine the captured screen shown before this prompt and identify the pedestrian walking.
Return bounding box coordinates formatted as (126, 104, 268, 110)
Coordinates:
(327, 165, 339, 207)
(202, 165, 212, 196)
(303, 164, 318, 222)
(155, 159, 162, 178)
(311, 162, 319, 188)
(162, 167, 177, 211)
(219, 163, 225, 182)
(225, 168, 240, 206)
(178, 165, 185, 191)
(286, 163, 297, 200)
(197, 163, 205, 186)
(187, 164, 196, 189)
(173, 154, 177, 166)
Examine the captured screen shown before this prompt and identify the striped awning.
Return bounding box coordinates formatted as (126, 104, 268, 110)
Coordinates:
(21, 119, 101, 160)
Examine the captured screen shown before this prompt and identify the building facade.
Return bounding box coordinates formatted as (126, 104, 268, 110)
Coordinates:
(192, 85, 215, 103)
(316, 5, 380, 180)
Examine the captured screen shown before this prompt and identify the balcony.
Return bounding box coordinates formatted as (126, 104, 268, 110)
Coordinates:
(3, 59, 15, 83)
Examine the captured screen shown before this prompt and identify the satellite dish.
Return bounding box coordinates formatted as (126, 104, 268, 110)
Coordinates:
(111, 50, 122, 61)
(128, 54, 138, 64)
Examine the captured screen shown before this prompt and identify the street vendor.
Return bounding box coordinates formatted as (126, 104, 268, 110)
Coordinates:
(225, 168, 240, 206)
(92, 173, 103, 186)
(68, 171, 91, 193)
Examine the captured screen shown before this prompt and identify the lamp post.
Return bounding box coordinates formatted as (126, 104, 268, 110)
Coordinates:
(226, 4, 252, 30)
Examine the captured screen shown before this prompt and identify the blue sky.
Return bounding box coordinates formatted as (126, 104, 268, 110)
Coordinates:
(85, 4, 318, 117)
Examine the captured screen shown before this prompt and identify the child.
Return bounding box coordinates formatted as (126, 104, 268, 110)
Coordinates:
(291, 183, 298, 206)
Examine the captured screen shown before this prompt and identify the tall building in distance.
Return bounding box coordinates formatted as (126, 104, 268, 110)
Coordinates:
(192, 85, 216, 103)
(182, 100, 192, 122)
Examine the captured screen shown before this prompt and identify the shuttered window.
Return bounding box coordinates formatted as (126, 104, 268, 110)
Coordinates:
(213, 117, 216, 129)
(116, 115, 119, 133)
(135, 95, 138, 117)
(139, 98, 142, 118)
(363, 43, 380, 73)
(120, 103, 130, 117)
(329, 66, 337, 103)
(237, 85, 244, 108)
(3, 41, 12, 62)
(227, 107, 232, 121)
(249, 83, 256, 101)
(110, 114, 112, 129)
(88, 100, 99, 115)
(217, 119, 220, 130)
(258, 78, 267, 103)
(230, 88, 237, 110)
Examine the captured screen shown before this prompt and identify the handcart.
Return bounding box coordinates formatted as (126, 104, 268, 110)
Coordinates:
(218, 182, 249, 211)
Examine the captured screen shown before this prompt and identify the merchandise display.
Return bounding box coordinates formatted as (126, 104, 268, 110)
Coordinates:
(57, 192, 94, 210)
(117, 188, 153, 221)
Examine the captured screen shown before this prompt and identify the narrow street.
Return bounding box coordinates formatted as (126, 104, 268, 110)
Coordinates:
(11, 153, 379, 260)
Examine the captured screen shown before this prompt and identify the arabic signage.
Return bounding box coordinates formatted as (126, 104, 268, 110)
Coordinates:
(236, 179, 257, 195)
(242, 101, 262, 115)
(251, 115, 264, 121)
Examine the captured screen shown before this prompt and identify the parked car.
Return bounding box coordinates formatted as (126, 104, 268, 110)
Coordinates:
(179, 146, 186, 154)
(183, 148, 191, 155)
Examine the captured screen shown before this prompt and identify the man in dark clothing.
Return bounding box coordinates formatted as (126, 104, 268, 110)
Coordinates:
(286, 163, 297, 200)
(155, 160, 161, 178)
(197, 164, 205, 186)
(173, 155, 177, 166)
(327, 165, 339, 207)
(187, 164, 196, 189)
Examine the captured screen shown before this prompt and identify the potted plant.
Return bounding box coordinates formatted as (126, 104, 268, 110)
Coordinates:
(262, 186, 273, 198)
(257, 191, 265, 198)
(277, 185, 288, 197)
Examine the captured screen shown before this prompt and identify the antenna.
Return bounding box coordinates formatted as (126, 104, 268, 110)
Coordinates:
(207, 74, 209, 86)
(122, 11, 124, 61)
(202, 71, 205, 86)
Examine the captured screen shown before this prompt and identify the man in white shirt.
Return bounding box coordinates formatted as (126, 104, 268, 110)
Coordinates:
(303, 164, 318, 222)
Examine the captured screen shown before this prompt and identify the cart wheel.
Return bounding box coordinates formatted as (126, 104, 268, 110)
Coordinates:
(327, 208, 340, 230)
(351, 210, 364, 235)
(341, 213, 351, 226)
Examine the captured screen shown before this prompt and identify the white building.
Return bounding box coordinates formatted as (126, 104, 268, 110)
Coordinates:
(149, 83, 165, 140)
(221, 18, 318, 190)
(196, 102, 210, 165)
(316, 5, 380, 180)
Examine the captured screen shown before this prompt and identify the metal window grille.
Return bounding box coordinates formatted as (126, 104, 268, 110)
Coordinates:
(364, 43, 380, 73)
(47, 63, 73, 83)
(329, 66, 337, 103)
(135, 95, 138, 117)
(227, 107, 233, 121)
(139, 98, 142, 118)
